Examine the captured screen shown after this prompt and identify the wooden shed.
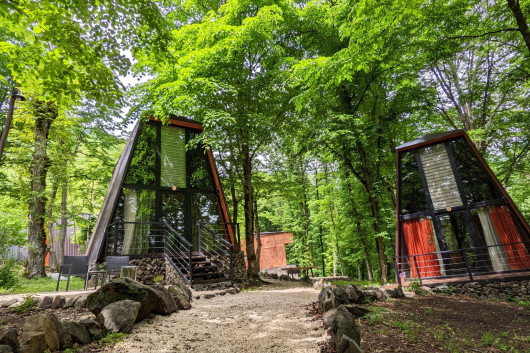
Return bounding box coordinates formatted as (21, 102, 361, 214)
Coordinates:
(395, 130, 530, 283)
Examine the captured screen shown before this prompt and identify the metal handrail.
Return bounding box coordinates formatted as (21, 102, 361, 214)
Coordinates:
(394, 240, 530, 286)
(198, 222, 233, 281)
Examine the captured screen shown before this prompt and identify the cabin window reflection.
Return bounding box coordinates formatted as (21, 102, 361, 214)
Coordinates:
(124, 124, 157, 186)
(400, 152, 429, 215)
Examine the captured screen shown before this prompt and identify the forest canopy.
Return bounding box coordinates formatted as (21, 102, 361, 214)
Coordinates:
(1, 0, 529, 283)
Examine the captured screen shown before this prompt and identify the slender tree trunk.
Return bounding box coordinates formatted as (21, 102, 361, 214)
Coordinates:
(46, 184, 58, 271)
(254, 199, 261, 271)
(315, 176, 326, 276)
(27, 100, 58, 278)
(0, 89, 16, 163)
(241, 138, 259, 278)
(506, 0, 530, 56)
(57, 183, 68, 268)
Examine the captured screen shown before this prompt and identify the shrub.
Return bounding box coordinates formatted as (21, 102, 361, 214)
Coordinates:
(0, 260, 18, 290)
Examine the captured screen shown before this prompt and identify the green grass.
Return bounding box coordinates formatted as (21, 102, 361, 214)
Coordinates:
(100, 332, 127, 345)
(0, 275, 85, 294)
(10, 295, 37, 313)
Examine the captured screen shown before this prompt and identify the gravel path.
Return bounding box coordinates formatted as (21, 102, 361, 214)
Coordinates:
(102, 280, 325, 353)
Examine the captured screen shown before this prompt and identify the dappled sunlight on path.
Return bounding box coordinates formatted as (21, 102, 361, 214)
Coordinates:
(102, 281, 325, 353)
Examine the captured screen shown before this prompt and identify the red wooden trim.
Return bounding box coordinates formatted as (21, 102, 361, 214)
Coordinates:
(462, 134, 530, 236)
(206, 149, 235, 245)
(396, 131, 466, 152)
(147, 116, 204, 131)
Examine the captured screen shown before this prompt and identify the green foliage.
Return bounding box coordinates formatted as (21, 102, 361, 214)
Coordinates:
(409, 282, 428, 297)
(0, 260, 18, 289)
(11, 295, 37, 313)
(100, 332, 127, 345)
(391, 320, 420, 342)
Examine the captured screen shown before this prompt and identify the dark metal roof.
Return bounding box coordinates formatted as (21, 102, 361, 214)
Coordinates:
(396, 130, 466, 152)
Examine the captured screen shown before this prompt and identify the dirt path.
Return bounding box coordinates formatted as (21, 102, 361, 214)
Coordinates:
(101, 280, 325, 353)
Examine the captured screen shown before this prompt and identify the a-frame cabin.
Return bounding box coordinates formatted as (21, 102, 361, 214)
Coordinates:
(86, 117, 239, 286)
(395, 130, 530, 284)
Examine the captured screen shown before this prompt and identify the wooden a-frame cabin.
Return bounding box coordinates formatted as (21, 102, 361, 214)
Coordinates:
(395, 130, 530, 285)
(85, 117, 239, 286)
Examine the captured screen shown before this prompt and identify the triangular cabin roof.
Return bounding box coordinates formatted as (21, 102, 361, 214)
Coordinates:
(85, 116, 233, 263)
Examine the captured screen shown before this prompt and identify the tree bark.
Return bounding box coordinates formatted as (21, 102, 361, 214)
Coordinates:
(254, 199, 261, 271)
(46, 184, 58, 271)
(506, 0, 530, 56)
(241, 137, 259, 278)
(0, 89, 17, 163)
(57, 184, 68, 269)
(27, 100, 57, 278)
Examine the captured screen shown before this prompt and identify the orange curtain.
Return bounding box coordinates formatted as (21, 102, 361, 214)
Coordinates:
(403, 218, 442, 278)
(489, 206, 530, 269)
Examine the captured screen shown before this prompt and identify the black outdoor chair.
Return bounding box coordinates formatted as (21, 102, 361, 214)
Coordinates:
(105, 256, 130, 282)
(55, 255, 105, 292)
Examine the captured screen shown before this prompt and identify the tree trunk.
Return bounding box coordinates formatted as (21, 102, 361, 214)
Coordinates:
(46, 184, 58, 271)
(0, 89, 17, 163)
(241, 139, 259, 278)
(506, 0, 530, 56)
(315, 176, 326, 276)
(27, 100, 58, 278)
(254, 199, 261, 271)
(57, 184, 68, 269)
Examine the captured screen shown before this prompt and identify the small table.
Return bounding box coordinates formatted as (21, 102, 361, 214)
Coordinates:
(282, 266, 318, 279)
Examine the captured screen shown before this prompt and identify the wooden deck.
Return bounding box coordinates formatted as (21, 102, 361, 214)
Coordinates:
(402, 270, 530, 287)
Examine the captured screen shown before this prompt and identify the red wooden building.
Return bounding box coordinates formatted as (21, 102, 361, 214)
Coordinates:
(240, 232, 294, 269)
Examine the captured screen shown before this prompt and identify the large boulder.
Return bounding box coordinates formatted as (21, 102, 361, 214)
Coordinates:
(51, 295, 66, 309)
(334, 286, 362, 305)
(0, 328, 19, 353)
(49, 315, 73, 349)
(80, 318, 104, 340)
(0, 345, 12, 353)
(97, 300, 140, 334)
(19, 332, 46, 353)
(168, 284, 192, 310)
(151, 285, 177, 315)
(21, 314, 60, 352)
(331, 305, 361, 353)
(63, 322, 91, 345)
(318, 286, 335, 312)
(86, 277, 162, 321)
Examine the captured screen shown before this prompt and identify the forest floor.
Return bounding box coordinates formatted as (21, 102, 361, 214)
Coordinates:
(357, 293, 530, 353)
(2, 280, 530, 352)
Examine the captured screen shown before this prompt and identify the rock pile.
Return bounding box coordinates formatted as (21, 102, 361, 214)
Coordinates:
(436, 280, 530, 301)
(318, 285, 405, 353)
(0, 278, 193, 353)
(232, 251, 247, 283)
(129, 257, 166, 284)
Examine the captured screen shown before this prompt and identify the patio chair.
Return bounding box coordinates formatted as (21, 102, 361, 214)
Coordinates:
(55, 255, 105, 292)
(105, 256, 130, 282)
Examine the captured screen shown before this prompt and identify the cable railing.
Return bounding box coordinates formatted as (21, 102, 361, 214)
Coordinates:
(394, 240, 530, 286)
(198, 223, 233, 281)
(163, 221, 193, 286)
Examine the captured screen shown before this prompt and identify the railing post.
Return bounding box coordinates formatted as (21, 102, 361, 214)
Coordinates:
(394, 257, 402, 288)
(461, 250, 474, 281)
(189, 245, 193, 284)
(413, 255, 422, 286)
(229, 244, 234, 283)
(113, 224, 119, 255)
(198, 223, 202, 253)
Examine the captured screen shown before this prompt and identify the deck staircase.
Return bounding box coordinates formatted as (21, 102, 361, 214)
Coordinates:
(164, 222, 234, 289)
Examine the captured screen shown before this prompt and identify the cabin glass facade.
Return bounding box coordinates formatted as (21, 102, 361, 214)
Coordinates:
(396, 131, 530, 281)
(105, 120, 225, 256)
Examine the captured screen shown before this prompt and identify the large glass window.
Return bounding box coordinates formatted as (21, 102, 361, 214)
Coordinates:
(420, 144, 463, 210)
(400, 151, 429, 215)
(124, 124, 157, 186)
(161, 126, 186, 188)
(188, 132, 214, 191)
(450, 138, 501, 204)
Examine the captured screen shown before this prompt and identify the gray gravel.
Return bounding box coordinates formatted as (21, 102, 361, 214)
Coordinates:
(102, 280, 326, 353)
